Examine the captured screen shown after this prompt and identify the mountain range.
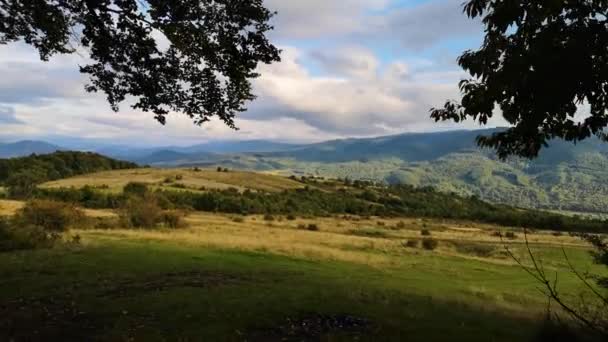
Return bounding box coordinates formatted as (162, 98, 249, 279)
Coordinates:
(2, 129, 608, 214)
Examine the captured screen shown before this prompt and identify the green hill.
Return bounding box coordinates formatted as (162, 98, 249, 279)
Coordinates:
(0, 151, 138, 197)
(186, 129, 608, 214)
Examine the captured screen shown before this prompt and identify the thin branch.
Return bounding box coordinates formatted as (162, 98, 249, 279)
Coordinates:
(502, 230, 605, 335)
(561, 246, 608, 306)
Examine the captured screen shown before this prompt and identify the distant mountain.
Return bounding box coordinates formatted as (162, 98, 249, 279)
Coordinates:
(179, 140, 300, 154)
(6, 130, 608, 213)
(0, 140, 63, 158)
(263, 129, 497, 162)
(134, 150, 220, 166)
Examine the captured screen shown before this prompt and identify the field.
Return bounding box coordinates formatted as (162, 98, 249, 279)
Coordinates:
(1, 190, 606, 341)
(41, 168, 304, 193)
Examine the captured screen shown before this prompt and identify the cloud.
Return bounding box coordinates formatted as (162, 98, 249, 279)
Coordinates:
(377, 0, 482, 50)
(246, 46, 476, 135)
(0, 1, 496, 145)
(265, 0, 390, 39)
(0, 106, 24, 124)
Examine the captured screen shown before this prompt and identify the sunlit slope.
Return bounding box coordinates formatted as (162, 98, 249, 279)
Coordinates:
(41, 168, 304, 193)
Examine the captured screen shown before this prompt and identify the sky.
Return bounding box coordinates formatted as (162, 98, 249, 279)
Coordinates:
(0, 0, 507, 147)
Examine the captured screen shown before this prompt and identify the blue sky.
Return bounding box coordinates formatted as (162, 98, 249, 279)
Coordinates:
(0, 0, 503, 147)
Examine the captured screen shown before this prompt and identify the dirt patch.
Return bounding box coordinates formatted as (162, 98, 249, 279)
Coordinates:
(98, 270, 246, 298)
(248, 313, 371, 341)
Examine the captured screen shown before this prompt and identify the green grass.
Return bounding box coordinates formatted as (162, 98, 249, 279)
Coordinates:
(1, 208, 605, 341)
(0, 239, 546, 341)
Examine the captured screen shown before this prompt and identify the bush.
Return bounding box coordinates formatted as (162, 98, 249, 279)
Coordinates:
(349, 228, 388, 238)
(395, 221, 406, 229)
(232, 216, 245, 223)
(123, 182, 149, 197)
(505, 231, 518, 239)
(160, 210, 187, 229)
(453, 242, 495, 258)
(377, 221, 386, 226)
(307, 224, 319, 231)
(286, 214, 296, 221)
(404, 239, 419, 248)
(297, 224, 307, 230)
(175, 174, 184, 180)
(422, 238, 439, 250)
(119, 195, 162, 228)
(263, 214, 275, 221)
(15, 200, 85, 232)
(0, 218, 59, 251)
(420, 229, 432, 236)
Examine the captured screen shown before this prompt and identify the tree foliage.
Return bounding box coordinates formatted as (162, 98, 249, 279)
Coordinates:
(0, 151, 138, 198)
(431, 0, 608, 159)
(0, 0, 281, 127)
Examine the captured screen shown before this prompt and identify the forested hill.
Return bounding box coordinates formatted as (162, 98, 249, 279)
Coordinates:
(0, 151, 138, 185)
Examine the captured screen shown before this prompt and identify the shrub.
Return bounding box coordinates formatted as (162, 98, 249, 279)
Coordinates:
(307, 224, 319, 231)
(297, 224, 307, 230)
(15, 200, 85, 232)
(123, 182, 149, 197)
(420, 229, 432, 236)
(263, 214, 275, 221)
(286, 214, 296, 221)
(232, 216, 245, 223)
(348, 228, 388, 238)
(491, 231, 503, 238)
(505, 231, 518, 240)
(453, 242, 495, 258)
(395, 221, 406, 229)
(119, 195, 162, 228)
(93, 217, 119, 230)
(0, 218, 59, 251)
(404, 239, 419, 248)
(217, 167, 223, 172)
(422, 238, 439, 250)
(160, 210, 187, 229)
(163, 177, 173, 184)
(175, 174, 184, 180)
(377, 221, 386, 226)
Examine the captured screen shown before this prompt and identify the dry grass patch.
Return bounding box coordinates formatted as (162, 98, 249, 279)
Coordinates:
(41, 168, 304, 193)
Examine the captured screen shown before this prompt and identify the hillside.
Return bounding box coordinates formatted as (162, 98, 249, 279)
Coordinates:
(7, 129, 608, 213)
(0, 151, 138, 186)
(41, 167, 304, 193)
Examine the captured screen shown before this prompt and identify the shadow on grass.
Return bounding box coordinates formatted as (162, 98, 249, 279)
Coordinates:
(0, 242, 597, 342)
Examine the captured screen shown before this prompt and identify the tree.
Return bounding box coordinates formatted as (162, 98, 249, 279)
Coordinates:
(434, 1, 608, 336)
(431, 1, 608, 159)
(0, 0, 281, 128)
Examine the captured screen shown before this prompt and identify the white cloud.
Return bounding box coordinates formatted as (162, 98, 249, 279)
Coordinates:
(0, 0, 496, 145)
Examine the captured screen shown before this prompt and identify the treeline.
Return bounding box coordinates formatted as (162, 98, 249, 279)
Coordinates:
(0, 151, 138, 198)
(34, 182, 608, 233)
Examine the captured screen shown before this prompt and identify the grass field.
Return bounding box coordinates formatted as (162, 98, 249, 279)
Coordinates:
(41, 168, 304, 193)
(1, 197, 606, 341)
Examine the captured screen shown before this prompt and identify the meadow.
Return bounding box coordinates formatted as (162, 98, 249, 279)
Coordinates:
(1, 185, 606, 341)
